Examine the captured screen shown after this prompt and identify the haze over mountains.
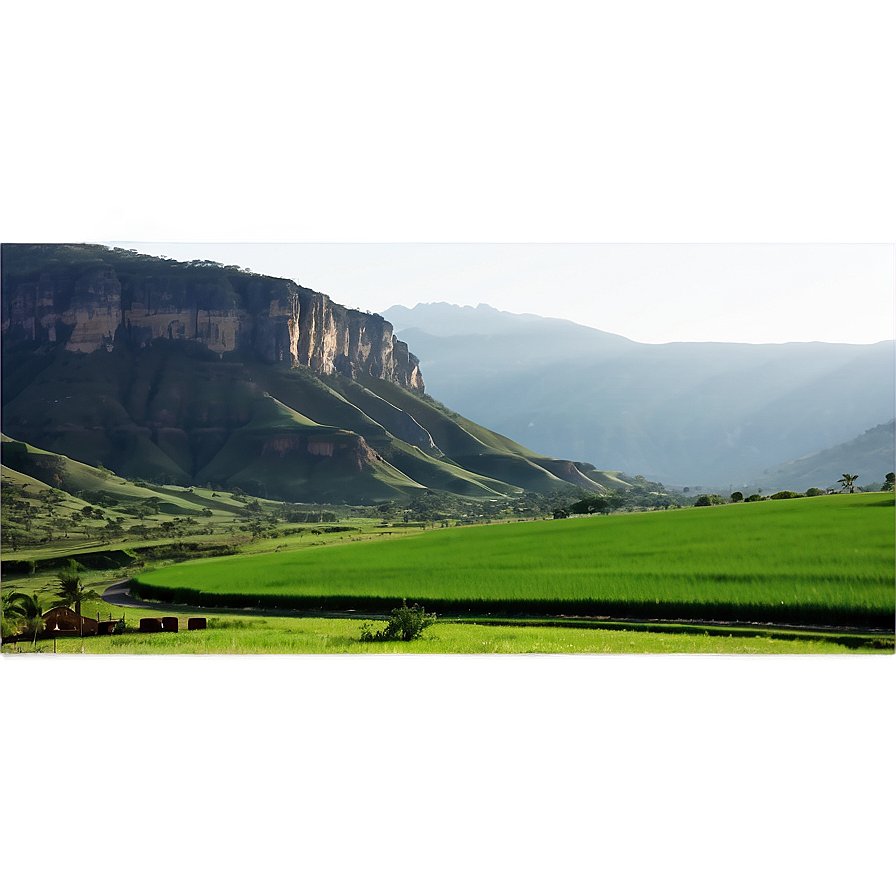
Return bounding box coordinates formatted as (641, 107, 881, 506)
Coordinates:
(383, 302, 896, 489)
(3, 245, 892, 502)
(0, 245, 616, 503)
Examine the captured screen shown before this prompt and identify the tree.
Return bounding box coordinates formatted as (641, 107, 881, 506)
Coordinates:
(4, 593, 47, 646)
(2, 593, 30, 640)
(569, 491, 624, 515)
(838, 473, 859, 493)
(376, 502, 396, 521)
(730, 491, 744, 503)
(884, 473, 895, 492)
(54, 562, 98, 636)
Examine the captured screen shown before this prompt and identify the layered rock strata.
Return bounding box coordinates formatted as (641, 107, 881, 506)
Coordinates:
(1, 247, 424, 393)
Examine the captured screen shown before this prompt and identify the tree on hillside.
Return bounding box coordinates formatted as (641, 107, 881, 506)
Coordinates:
(838, 473, 859, 493)
(884, 473, 895, 492)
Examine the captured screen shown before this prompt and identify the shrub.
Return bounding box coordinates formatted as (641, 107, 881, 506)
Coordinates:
(745, 494, 763, 502)
(730, 491, 744, 503)
(360, 601, 437, 642)
(805, 488, 824, 497)
(770, 490, 802, 500)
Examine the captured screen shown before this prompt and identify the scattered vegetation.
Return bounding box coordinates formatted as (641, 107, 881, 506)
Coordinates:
(360, 601, 437, 642)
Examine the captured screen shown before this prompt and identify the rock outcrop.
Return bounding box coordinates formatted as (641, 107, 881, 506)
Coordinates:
(1, 245, 424, 393)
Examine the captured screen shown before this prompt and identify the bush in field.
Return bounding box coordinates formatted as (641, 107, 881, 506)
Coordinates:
(694, 495, 724, 506)
(770, 491, 802, 500)
(360, 601, 436, 642)
(805, 488, 824, 497)
(730, 491, 744, 503)
(745, 494, 763, 502)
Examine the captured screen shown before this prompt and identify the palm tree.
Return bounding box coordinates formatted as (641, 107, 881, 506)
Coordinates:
(54, 561, 98, 636)
(838, 473, 859, 493)
(4, 592, 47, 647)
(1, 594, 25, 640)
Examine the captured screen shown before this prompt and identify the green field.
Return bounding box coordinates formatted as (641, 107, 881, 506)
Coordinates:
(4, 610, 888, 654)
(133, 493, 896, 628)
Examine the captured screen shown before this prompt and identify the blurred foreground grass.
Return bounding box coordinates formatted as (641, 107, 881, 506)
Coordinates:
(5, 612, 891, 655)
(0, 655, 896, 894)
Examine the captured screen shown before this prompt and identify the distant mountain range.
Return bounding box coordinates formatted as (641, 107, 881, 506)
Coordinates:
(383, 302, 896, 489)
(744, 420, 895, 493)
(0, 245, 618, 503)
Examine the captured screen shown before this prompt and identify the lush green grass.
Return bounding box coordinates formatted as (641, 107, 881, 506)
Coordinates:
(4, 612, 890, 654)
(133, 494, 895, 628)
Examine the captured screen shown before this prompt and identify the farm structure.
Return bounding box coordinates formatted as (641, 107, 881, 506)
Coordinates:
(41, 606, 99, 638)
(25, 606, 125, 640)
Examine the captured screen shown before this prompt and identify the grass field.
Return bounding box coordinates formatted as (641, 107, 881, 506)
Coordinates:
(4, 612, 889, 654)
(132, 493, 896, 628)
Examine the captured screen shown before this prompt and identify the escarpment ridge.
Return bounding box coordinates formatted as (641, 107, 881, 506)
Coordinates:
(1, 244, 424, 392)
(1, 244, 613, 503)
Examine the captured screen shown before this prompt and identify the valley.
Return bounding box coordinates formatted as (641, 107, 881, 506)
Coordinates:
(384, 302, 896, 490)
(2, 244, 894, 655)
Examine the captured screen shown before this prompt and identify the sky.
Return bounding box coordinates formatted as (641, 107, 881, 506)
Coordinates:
(7, 0, 894, 348)
(106, 241, 893, 344)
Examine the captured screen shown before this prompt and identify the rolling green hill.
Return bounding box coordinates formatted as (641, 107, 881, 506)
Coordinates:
(745, 420, 896, 493)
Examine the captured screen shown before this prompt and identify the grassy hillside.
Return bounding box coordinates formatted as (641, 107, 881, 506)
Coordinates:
(746, 419, 896, 492)
(1, 335, 614, 503)
(133, 493, 895, 628)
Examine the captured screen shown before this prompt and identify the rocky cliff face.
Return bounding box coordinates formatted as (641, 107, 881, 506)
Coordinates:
(1, 245, 424, 393)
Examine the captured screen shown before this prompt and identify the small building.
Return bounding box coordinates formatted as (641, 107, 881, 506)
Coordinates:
(41, 606, 98, 637)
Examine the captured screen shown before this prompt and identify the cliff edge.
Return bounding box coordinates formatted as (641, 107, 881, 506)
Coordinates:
(1, 244, 424, 393)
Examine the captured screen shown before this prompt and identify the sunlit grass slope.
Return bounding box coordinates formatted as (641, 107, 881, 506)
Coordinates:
(133, 493, 896, 627)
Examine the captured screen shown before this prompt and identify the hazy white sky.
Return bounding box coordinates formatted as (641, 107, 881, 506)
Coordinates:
(108, 242, 893, 345)
(11, 3, 895, 348)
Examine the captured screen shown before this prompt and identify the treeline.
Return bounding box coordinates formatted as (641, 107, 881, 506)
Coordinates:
(556, 474, 895, 517)
(554, 475, 685, 518)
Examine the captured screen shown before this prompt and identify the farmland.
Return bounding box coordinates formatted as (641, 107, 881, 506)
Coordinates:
(132, 493, 895, 630)
(8, 610, 887, 654)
